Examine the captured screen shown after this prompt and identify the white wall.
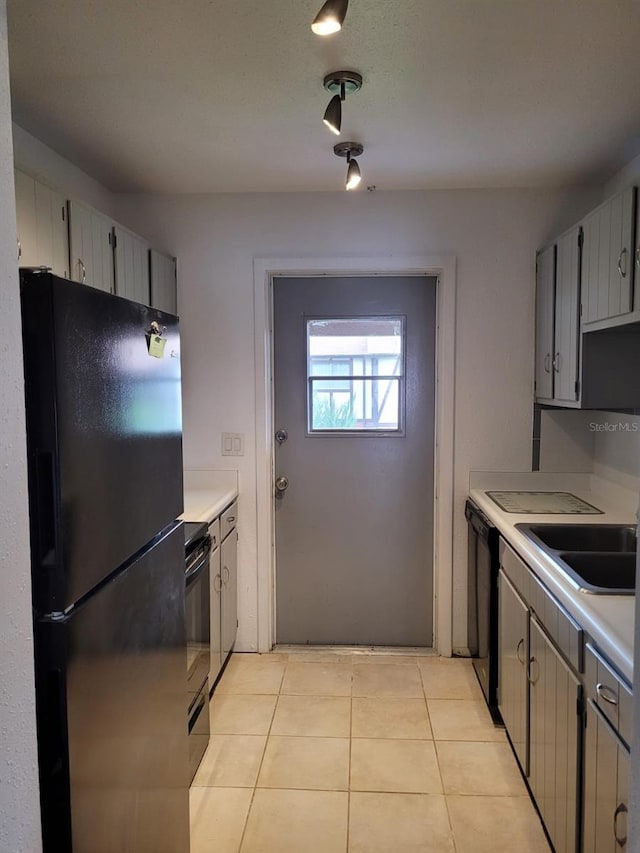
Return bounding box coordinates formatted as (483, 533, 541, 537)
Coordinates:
(115, 187, 599, 652)
(13, 123, 119, 218)
(0, 5, 42, 850)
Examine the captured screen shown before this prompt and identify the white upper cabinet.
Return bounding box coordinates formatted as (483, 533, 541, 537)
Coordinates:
(534, 244, 555, 402)
(68, 199, 115, 293)
(553, 226, 582, 404)
(149, 249, 177, 315)
(581, 187, 636, 328)
(113, 225, 150, 305)
(15, 169, 68, 276)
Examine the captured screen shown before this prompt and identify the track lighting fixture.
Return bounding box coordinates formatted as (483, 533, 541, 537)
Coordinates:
(334, 141, 364, 191)
(322, 71, 362, 136)
(311, 0, 349, 35)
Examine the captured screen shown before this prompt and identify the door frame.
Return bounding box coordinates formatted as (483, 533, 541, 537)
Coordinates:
(254, 255, 457, 655)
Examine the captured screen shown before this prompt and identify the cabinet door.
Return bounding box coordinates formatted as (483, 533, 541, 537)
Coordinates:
(582, 188, 635, 325)
(535, 245, 556, 401)
(210, 545, 222, 686)
(583, 699, 629, 853)
(554, 226, 581, 403)
(221, 531, 238, 660)
(150, 249, 177, 314)
(34, 182, 68, 277)
(528, 617, 580, 853)
(68, 200, 114, 292)
(498, 569, 529, 774)
(15, 169, 37, 266)
(114, 225, 150, 305)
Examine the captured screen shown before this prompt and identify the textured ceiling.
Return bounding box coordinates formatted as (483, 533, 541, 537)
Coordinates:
(7, 0, 640, 193)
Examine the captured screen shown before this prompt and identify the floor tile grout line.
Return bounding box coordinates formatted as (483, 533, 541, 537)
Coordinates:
(234, 657, 283, 853)
(346, 676, 353, 852)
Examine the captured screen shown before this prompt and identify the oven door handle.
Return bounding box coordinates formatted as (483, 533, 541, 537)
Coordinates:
(186, 548, 211, 586)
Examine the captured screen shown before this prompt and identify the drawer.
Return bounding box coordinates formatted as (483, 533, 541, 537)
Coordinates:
(220, 501, 238, 541)
(585, 642, 632, 746)
(208, 517, 221, 551)
(499, 540, 530, 601)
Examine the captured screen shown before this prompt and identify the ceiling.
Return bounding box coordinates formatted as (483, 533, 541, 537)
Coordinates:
(8, 0, 640, 193)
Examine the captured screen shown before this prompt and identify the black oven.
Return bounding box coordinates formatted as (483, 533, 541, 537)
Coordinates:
(184, 522, 211, 781)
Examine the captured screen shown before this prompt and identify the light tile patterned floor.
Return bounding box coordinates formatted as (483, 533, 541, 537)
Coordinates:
(190, 651, 551, 853)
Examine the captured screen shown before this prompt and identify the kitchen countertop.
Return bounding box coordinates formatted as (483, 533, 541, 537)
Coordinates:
(180, 468, 239, 524)
(469, 472, 637, 685)
(181, 487, 237, 524)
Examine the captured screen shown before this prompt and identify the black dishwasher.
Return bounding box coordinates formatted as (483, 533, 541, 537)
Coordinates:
(466, 499, 501, 721)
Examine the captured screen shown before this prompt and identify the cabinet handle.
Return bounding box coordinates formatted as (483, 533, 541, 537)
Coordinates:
(226, 516, 236, 524)
(516, 638, 526, 666)
(552, 352, 561, 373)
(636, 247, 640, 269)
(17, 239, 22, 261)
(614, 802, 628, 847)
(617, 248, 628, 279)
(596, 682, 618, 706)
(527, 656, 540, 685)
(77, 258, 86, 283)
(213, 574, 222, 593)
(543, 354, 551, 374)
(222, 565, 230, 584)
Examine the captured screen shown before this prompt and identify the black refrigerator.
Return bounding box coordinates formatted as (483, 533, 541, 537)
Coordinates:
(20, 270, 190, 853)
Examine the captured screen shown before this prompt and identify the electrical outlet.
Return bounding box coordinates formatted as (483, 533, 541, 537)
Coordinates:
(221, 432, 245, 456)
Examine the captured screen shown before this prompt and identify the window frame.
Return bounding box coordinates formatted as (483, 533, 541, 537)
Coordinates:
(305, 314, 407, 437)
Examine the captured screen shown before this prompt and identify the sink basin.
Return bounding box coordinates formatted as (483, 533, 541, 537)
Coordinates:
(515, 523, 637, 595)
(557, 552, 636, 594)
(521, 524, 637, 553)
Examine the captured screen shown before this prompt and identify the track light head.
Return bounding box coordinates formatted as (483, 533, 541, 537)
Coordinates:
(346, 157, 361, 191)
(334, 141, 364, 191)
(323, 94, 342, 136)
(311, 0, 349, 35)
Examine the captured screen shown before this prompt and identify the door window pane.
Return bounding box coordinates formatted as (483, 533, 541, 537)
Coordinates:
(307, 318, 404, 432)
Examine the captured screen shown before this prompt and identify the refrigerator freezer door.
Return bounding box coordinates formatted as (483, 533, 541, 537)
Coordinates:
(35, 522, 189, 853)
(21, 272, 184, 613)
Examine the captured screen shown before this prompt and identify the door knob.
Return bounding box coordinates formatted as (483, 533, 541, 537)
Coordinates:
(275, 476, 289, 495)
(275, 429, 288, 445)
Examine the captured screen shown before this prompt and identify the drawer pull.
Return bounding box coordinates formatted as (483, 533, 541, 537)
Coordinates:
(516, 638, 526, 666)
(596, 683, 618, 706)
(614, 802, 628, 847)
(226, 516, 236, 524)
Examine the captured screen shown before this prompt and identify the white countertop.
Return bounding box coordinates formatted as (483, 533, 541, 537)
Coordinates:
(469, 472, 636, 684)
(180, 468, 238, 524)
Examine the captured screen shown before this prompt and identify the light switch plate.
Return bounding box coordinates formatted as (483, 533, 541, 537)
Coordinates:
(222, 432, 245, 456)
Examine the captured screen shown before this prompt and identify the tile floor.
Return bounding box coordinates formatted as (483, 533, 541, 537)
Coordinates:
(190, 651, 551, 853)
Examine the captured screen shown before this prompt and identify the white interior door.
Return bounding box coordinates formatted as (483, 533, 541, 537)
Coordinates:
(273, 275, 436, 647)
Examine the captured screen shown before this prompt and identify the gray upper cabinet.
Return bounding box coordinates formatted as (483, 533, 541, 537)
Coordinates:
(68, 199, 114, 293)
(113, 225, 150, 305)
(150, 248, 178, 314)
(534, 244, 556, 402)
(553, 226, 582, 405)
(581, 187, 636, 329)
(15, 169, 68, 276)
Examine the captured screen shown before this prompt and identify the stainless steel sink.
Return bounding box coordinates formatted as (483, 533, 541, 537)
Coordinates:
(523, 524, 637, 553)
(515, 523, 637, 595)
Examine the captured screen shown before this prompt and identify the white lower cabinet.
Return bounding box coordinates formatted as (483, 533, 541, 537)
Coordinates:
(208, 502, 238, 688)
(583, 700, 630, 853)
(528, 617, 581, 853)
(498, 569, 529, 774)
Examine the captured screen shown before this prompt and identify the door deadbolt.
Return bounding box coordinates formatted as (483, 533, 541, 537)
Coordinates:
(275, 429, 288, 445)
(275, 476, 289, 495)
